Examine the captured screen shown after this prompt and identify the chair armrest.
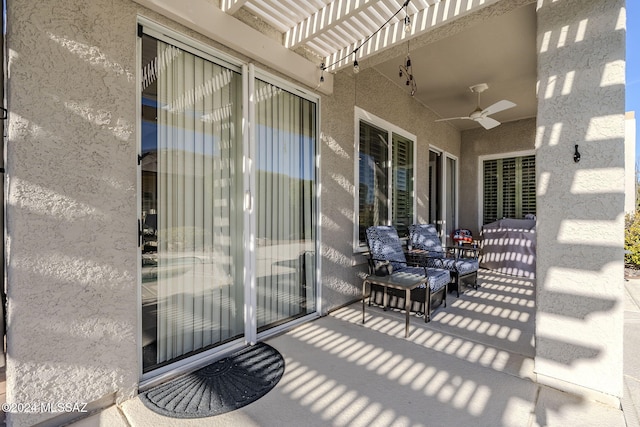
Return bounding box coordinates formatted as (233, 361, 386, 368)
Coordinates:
(367, 257, 405, 276)
(404, 250, 446, 269)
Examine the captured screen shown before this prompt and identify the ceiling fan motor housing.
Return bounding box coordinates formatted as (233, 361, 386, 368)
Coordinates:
(470, 83, 489, 93)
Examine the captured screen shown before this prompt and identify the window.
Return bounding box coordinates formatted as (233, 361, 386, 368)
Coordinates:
(483, 154, 536, 224)
(356, 110, 415, 247)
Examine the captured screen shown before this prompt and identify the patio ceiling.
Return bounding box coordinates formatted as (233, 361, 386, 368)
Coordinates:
(219, 0, 538, 130)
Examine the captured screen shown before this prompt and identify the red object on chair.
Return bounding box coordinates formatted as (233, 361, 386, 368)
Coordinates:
(451, 229, 473, 244)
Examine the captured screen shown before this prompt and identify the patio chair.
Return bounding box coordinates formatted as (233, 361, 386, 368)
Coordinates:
(407, 224, 479, 297)
(364, 226, 450, 320)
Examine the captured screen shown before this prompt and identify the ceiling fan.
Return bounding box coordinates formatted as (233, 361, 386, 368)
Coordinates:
(435, 83, 516, 130)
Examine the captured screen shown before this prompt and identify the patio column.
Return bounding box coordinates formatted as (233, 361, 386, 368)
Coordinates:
(535, 0, 626, 404)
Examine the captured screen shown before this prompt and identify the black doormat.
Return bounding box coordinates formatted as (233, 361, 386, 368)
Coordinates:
(140, 342, 285, 418)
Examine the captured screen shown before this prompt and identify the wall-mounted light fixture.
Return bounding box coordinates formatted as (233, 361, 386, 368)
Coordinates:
(574, 144, 581, 163)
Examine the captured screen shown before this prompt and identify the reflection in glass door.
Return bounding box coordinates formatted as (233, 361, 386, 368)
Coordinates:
(254, 79, 317, 331)
(140, 33, 244, 373)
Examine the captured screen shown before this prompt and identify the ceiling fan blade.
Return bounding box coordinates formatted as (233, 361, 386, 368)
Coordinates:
(477, 116, 501, 130)
(482, 100, 516, 116)
(435, 116, 472, 122)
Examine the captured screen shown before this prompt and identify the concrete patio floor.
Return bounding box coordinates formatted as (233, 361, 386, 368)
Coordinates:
(70, 270, 630, 427)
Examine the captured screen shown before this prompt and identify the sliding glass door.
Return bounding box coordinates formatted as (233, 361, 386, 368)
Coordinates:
(254, 79, 317, 331)
(140, 34, 245, 373)
(139, 24, 318, 376)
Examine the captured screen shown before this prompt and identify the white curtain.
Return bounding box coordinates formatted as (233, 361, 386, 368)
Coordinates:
(254, 80, 316, 329)
(155, 39, 243, 364)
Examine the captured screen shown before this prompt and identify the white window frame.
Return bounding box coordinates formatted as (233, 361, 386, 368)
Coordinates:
(443, 152, 459, 246)
(251, 65, 322, 342)
(477, 149, 536, 230)
(427, 146, 459, 246)
(353, 107, 417, 252)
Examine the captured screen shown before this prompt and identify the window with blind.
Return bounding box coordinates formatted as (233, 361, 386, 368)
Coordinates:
(357, 118, 414, 246)
(483, 154, 536, 224)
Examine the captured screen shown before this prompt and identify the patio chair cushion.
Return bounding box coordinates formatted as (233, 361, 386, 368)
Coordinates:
(438, 257, 479, 276)
(365, 226, 450, 292)
(407, 224, 445, 255)
(365, 225, 408, 271)
(409, 223, 479, 276)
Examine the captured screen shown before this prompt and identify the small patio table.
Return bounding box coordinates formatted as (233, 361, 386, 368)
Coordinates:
(362, 272, 428, 338)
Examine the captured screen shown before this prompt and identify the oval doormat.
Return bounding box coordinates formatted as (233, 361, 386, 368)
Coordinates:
(140, 342, 285, 418)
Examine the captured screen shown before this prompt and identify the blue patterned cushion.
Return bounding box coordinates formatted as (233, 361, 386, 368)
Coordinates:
(366, 226, 408, 271)
(408, 224, 445, 256)
(365, 225, 451, 292)
(438, 258, 479, 275)
(409, 224, 478, 276)
(456, 259, 479, 275)
(390, 266, 450, 292)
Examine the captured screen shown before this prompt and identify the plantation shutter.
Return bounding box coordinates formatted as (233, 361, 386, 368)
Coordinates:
(520, 155, 536, 217)
(483, 155, 536, 224)
(483, 160, 498, 224)
(502, 158, 517, 219)
(392, 134, 413, 237)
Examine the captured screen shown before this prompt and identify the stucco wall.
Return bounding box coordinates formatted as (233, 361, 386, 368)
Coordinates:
(535, 0, 625, 402)
(459, 118, 536, 236)
(5, 2, 462, 424)
(6, 1, 140, 425)
(319, 68, 461, 311)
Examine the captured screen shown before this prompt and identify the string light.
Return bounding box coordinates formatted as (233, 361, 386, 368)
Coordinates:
(320, 0, 411, 81)
(404, 0, 412, 33)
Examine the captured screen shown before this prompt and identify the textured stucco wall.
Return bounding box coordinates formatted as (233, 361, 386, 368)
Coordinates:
(535, 0, 625, 401)
(6, 1, 140, 425)
(5, 2, 462, 423)
(459, 118, 536, 236)
(319, 68, 461, 311)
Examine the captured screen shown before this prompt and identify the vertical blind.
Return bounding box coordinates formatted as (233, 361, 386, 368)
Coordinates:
(141, 31, 318, 374)
(483, 154, 536, 224)
(254, 79, 317, 330)
(148, 36, 244, 369)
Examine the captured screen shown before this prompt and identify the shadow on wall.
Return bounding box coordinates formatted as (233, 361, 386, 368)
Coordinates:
(314, 1, 625, 426)
(534, 0, 626, 401)
(6, 3, 139, 425)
